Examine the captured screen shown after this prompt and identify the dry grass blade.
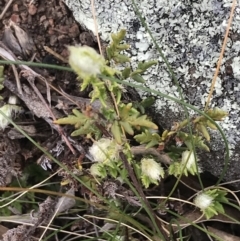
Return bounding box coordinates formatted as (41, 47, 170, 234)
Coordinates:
(43, 46, 68, 63)
(0, 0, 14, 20)
(90, 0, 103, 56)
(84, 214, 153, 241)
(38, 188, 76, 241)
(205, 0, 236, 110)
(0, 170, 60, 210)
(159, 205, 238, 233)
(207, 227, 240, 241)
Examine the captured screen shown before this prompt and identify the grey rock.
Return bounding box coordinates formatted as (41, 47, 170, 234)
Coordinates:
(64, 0, 240, 187)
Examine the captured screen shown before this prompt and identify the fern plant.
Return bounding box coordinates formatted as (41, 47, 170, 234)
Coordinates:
(54, 29, 228, 195)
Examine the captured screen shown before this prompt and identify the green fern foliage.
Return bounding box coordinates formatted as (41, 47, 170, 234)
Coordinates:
(134, 130, 161, 148)
(111, 103, 158, 144)
(54, 109, 101, 138)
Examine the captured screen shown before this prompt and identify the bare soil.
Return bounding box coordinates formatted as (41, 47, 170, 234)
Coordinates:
(0, 0, 103, 239)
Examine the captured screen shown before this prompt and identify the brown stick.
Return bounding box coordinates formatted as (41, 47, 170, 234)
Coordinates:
(131, 145, 172, 165)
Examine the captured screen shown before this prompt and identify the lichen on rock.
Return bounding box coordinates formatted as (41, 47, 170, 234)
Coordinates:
(63, 0, 240, 187)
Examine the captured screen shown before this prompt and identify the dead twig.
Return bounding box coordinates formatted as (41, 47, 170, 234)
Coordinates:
(131, 145, 172, 165)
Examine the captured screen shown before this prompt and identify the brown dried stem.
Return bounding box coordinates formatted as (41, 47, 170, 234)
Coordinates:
(205, 0, 236, 110)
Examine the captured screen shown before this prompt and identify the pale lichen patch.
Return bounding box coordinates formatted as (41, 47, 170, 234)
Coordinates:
(64, 0, 240, 186)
